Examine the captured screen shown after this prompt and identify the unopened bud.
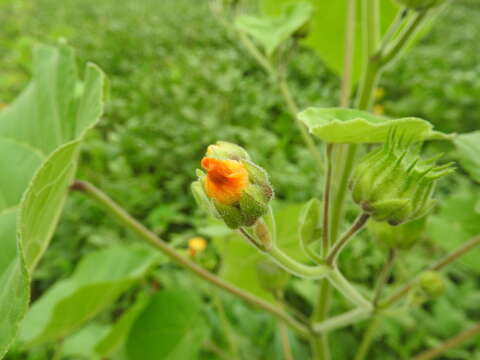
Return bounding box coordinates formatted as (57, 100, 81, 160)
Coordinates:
(350, 129, 454, 225)
(419, 271, 445, 298)
(206, 141, 250, 161)
(193, 143, 273, 229)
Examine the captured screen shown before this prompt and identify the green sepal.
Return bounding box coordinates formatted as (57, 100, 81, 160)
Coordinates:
(213, 201, 244, 229)
(369, 198, 411, 225)
(241, 160, 274, 200)
(207, 141, 250, 161)
(239, 184, 268, 226)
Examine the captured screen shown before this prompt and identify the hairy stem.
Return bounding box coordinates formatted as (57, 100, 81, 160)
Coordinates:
(267, 246, 330, 279)
(326, 213, 370, 266)
(354, 314, 383, 360)
(413, 322, 480, 360)
(322, 144, 333, 254)
(373, 248, 397, 306)
(70, 180, 311, 337)
(380, 9, 428, 66)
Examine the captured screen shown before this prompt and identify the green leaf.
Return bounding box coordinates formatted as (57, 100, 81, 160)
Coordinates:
(62, 323, 111, 360)
(94, 293, 149, 357)
(453, 131, 480, 183)
(235, 2, 313, 57)
(212, 202, 308, 302)
(427, 184, 480, 272)
(298, 107, 449, 143)
(0, 44, 105, 357)
(126, 289, 208, 360)
(18, 245, 159, 346)
(261, 0, 400, 83)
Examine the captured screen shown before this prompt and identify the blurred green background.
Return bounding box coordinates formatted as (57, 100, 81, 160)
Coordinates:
(1, 0, 480, 359)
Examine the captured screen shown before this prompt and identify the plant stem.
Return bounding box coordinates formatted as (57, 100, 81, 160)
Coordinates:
(327, 268, 371, 309)
(326, 213, 370, 266)
(378, 7, 409, 55)
(279, 322, 294, 360)
(373, 248, 397, 306)
(354, 313, 382, 360)
(311, 0, 358, 356)
(237, 30, 275, 76)
(382, 236, 480, 308)
(313, 307, 371, 334)
(311, 279, 332, 360)
(380, 9, 428, 66)
(339, 0, 357, 107)
(70, 180, 311, 338)
(267, 246, 330, 279)
(322, 144, 333, 254)
(412, 322, 480, 360)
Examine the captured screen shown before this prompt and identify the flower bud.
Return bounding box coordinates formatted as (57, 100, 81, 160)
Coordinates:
(256, 259, 290, 293)
(396, 0, 445, 10)
(368, 216, 426, 250)
(419, 271, 445, 298)
(193, 143, 274, 229)
(350, 129, 454, 226)
(206, 141, 250, 161)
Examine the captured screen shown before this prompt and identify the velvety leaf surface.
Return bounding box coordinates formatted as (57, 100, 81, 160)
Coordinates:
(126, 289, 208, 360)
(298, 107, 449, 143)
(453, 131, 480, 183)
(0, 44, 105, 357)
(235, 2, 313, 56)
(18, 245, 158, 346)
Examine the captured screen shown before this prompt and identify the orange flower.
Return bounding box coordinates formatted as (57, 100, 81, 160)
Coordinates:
(201, 157, 249, 205)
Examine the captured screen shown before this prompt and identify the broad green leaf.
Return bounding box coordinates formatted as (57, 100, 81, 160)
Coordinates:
(427, 184, 480, 272)
(261, 0, 400, 83)
(95, 294, 149, 357)
(62, 323, 110, 360)
(453, 131, 480, 183)
(235, 2, 313, 57)
(126, 289, 208, 360)
(213, 202, 308, 302)
(0, 44, 105, 357)
(18, 245, 159, 346)
(298, 107, 449, 143)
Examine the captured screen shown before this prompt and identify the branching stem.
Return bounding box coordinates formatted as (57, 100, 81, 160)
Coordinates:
(70, 180, 311, 338)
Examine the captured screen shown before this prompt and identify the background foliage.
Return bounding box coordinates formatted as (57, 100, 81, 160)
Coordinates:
(0, 0, 479, 359)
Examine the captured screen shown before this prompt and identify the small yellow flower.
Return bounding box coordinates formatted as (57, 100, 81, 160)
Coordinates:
(188, 236, 207, 257)
(201, 157, 249, 205)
